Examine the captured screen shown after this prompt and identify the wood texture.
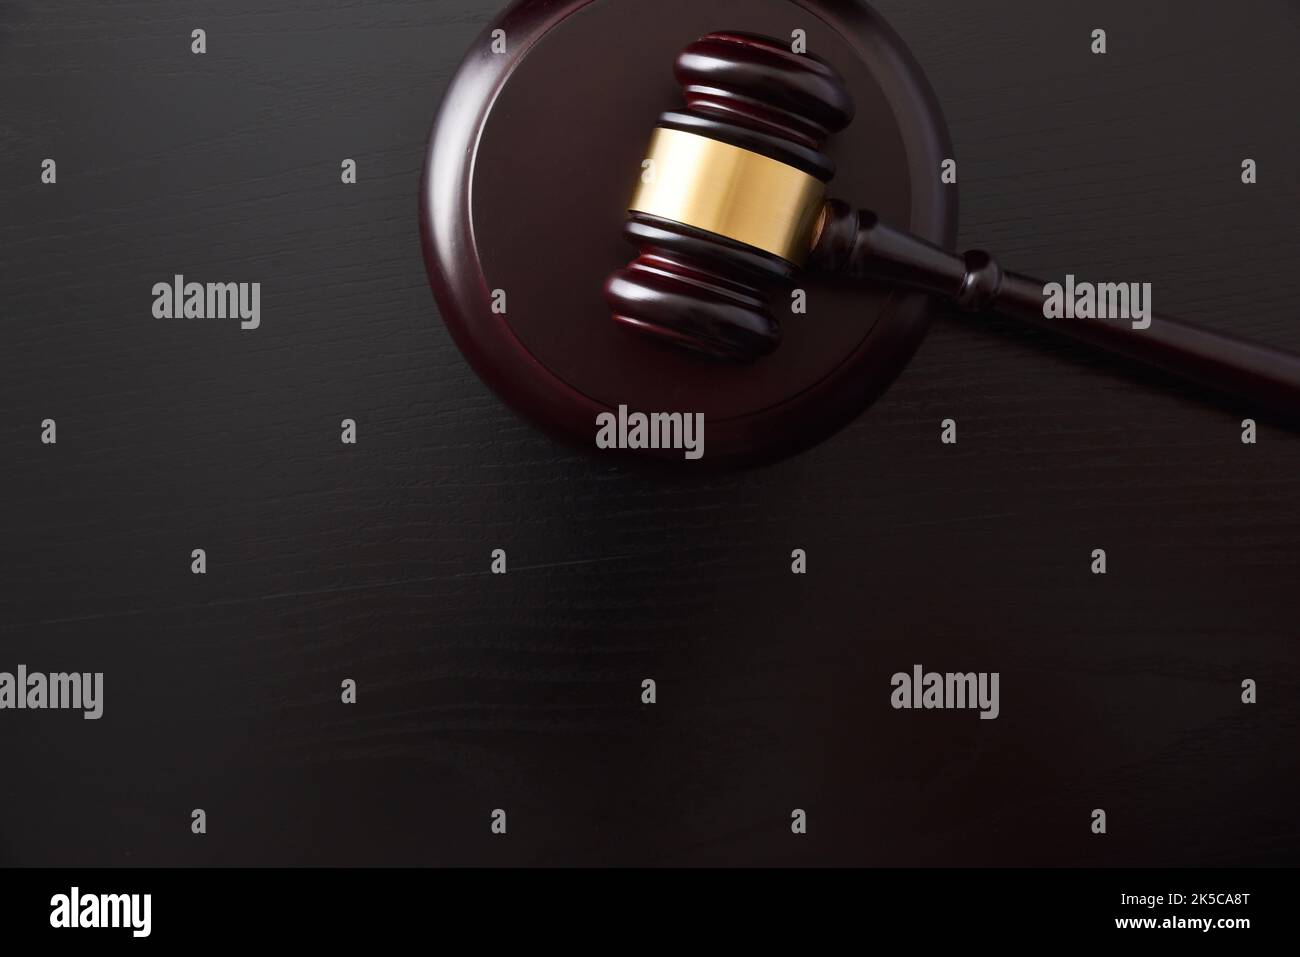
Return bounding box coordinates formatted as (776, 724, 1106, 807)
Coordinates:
(1, 0, 1298, 866)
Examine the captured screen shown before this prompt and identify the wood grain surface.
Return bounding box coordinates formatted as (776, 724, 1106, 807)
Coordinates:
(1, 0, 1297, 866)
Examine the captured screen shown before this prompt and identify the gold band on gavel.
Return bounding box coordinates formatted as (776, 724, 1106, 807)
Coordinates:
(628, 127, 826, 265)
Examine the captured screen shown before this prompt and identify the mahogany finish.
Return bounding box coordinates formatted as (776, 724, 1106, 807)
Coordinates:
(605, 33, 853, 360)
(811, 201, 1300, 418)
(422, 0, 957, 465)
(604, 214, 797, 361)
(605, 32, 1300, 420)
(665, 31, 854, 177)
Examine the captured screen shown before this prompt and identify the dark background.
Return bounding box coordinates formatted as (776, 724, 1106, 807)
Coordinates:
(1, 0, 1298, 866)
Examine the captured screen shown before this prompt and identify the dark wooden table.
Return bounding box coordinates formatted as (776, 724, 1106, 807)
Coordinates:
(1, 0, 1297, 866)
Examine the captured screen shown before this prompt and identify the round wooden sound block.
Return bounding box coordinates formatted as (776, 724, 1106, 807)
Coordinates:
(421, 0, 956, 466)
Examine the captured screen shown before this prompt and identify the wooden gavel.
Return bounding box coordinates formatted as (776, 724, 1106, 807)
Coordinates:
(604, 31, 1300, 418)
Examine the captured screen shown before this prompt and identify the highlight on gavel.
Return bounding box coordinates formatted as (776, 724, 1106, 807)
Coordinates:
(604, 31, 1300, 419)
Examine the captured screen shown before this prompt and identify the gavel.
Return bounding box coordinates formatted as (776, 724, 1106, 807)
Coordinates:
(604, 31, 1300, 419)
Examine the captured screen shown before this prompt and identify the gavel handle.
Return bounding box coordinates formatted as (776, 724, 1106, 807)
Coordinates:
(811, 199, 1300, 419)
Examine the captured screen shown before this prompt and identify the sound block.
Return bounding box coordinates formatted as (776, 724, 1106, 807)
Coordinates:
(421, 0, 956, 466)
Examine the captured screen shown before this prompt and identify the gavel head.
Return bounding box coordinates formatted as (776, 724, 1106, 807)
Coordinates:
(603, 32, 855, 361)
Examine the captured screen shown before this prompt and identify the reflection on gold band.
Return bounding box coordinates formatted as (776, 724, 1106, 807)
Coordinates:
(628, 127, 825, 264)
